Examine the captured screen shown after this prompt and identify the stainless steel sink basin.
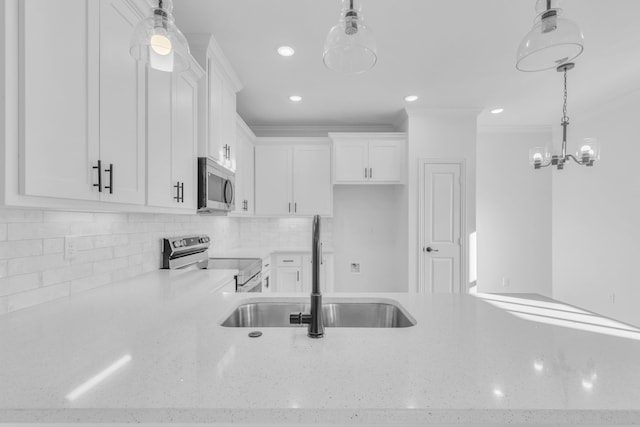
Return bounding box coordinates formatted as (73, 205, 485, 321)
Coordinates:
(220, 299, 416, 328)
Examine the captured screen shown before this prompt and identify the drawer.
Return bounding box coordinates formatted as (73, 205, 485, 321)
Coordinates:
(276, 255, 302, 267)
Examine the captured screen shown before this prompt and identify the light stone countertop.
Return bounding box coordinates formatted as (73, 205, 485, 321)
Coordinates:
(1, 269, 640, 424)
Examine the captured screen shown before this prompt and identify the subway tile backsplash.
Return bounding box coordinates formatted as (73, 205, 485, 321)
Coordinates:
(0, 208, 333, 316)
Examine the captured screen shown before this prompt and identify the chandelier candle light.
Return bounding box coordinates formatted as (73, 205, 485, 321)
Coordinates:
(323, 0, 377, 74)
(130, 0, 191, 73)
(529, 63, 600, 170)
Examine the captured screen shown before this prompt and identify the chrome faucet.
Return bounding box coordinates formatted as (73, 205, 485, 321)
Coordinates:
(289, 215, 324, 338)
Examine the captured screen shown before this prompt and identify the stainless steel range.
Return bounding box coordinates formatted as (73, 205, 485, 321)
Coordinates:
(161, 235, 262, 293)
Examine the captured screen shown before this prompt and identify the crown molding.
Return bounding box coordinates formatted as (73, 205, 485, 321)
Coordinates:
(236, 114, 256, 140)
(206, 35, 243, 92)
(254, 136, 332, 145)
(250, 124, 396, 138)
(477, 125, 552, 134)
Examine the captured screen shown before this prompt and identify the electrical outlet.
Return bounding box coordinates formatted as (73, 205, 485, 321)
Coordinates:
(350, 263, 361, 274)
(502, 277, 510, 288)
(64, 237, 76, 261)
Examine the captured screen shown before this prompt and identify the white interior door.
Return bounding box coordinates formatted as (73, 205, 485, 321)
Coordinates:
(420, 162, 462, 293)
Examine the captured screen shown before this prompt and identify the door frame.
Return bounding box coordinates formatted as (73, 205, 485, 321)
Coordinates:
(418, 158, 467, 294)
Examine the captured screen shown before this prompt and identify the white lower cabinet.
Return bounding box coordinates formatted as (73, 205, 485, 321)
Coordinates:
(254, 143, 332, 216)
(274, 253, 334, 293)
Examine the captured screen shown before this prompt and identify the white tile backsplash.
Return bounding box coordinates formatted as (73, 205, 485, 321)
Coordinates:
(0, 207, 334, 315)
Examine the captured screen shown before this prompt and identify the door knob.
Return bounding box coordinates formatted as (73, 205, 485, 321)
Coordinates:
(426, 247, 439, 253)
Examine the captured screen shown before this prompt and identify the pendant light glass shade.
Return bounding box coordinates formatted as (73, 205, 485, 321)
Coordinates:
(516, 0, 584, 72)
(323, 0, 377, 74)
(130, 0, 190, 73)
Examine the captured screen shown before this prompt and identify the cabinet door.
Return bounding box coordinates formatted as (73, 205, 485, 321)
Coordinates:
(368, 140, 402, 183)
(20, 0, 99, 201)
(172, 73, 198, 209)
(333, 141, 368, 183)
(99, 0, 146, 205)
(244, 142, 255, 215)
(303, 254, 331, 294)
(222, 84, 237, 170)
(254, 146, 292, 215)
(293, 146, 332, 216)
(276, 267, 302, 293)
(146, 68, 173, 207)
(207, 64, 225, 163)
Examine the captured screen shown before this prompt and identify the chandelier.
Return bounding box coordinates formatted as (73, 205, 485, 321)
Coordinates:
(529, 63, 600, 170)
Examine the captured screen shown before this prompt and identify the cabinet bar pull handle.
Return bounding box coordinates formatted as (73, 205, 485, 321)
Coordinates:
(181, 182, 184, 203)
(93, 160, 102, 192)
(297, 271, 300, 282)
(365, 167, 368, 178)
(104, 163, 113, 194)
(289, 202, 291, 213)
(174, 182, 180, 202)
(283, 260, 293, 263)
(370, 168, 373, 178)
(294, 202, 297, 213)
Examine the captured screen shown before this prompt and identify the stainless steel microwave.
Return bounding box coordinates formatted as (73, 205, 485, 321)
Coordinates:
(197, 157, 235, 214)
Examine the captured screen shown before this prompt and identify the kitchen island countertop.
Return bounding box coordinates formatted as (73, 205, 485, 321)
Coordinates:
(1, 269, 640, 424)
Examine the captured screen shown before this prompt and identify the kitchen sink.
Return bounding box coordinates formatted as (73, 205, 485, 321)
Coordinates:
(220, 298, 416, 328)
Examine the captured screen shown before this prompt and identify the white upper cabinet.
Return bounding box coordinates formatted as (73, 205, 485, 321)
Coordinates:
(233, 116, 255, 215)
(331, 133, 406, 184)
(190, 34, 242, 170)
(98, 0, 146, 205)
(254, 145, 292, 216)
(147, 64, 203, 211)
(19, 0, 146, 205)
(292, 146, 332, 216)
(20, 0, 99, 201)
(254, 141, 332, 217)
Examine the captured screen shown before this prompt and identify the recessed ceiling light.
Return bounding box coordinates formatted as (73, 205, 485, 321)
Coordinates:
(491, 108, 505, 114)
(404, 95, 419, 102)
(278, 46, 295, 57)
(289, 95, 302, 102)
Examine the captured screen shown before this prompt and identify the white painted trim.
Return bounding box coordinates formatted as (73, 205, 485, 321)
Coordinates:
(477, 125, 552, 134)
(206, 34, 243, 92)
(328, 132, 408, 140)
(252, 124, 396, 137)
(236, 114, 256, 140)
(254, 137, 331, 146)
(417, 158, 467, 294)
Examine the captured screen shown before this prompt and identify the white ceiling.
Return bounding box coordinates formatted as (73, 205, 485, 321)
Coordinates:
(174, 0, 640, 131)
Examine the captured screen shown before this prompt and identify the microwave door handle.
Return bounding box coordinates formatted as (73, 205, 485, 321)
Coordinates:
(223, 179, 234, 206)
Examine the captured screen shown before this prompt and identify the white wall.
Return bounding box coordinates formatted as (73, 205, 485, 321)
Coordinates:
(333, 186, 406, 292)
(477, 130, 552, 295)
(552, 89, 640, 326)
(405, 109, 478, 292)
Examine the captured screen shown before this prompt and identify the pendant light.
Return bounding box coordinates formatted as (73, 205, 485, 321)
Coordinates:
(323, 0, 377, 74)
(516, 0, 584, 72)
(130, 0, 191, 73)
(529, 63, 600, 170)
